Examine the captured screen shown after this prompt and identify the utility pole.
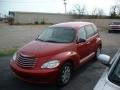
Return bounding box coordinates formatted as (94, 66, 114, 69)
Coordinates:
(63, 0, 67, 14)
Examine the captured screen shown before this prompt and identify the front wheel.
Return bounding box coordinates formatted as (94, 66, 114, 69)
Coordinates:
(57, 62, 72, 86)
(108, 30, 112, 33)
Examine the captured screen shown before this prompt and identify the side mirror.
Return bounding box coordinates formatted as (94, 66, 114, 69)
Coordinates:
(97, 54, 111, 66)
(77, 38, 86, 43)
(34, 36, 38, 40)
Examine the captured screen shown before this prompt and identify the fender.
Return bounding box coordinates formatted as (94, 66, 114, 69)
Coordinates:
(51, 51, 80, 69)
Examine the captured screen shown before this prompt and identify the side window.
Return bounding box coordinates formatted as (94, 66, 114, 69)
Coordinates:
(91, 24, 98, 34)
(85, 25, 95, 38)
(78, 27, 86, 40)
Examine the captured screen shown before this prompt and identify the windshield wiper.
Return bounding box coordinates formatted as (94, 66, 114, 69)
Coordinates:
(45, 40, 60, 43)
(37, 39, 61, 43)
(37, 39, 46, 42)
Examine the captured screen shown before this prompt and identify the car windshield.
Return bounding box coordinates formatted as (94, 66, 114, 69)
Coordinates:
(109, 57, 120, 86)
(111, 22, 120, 25)
(37, 27, 76, 43)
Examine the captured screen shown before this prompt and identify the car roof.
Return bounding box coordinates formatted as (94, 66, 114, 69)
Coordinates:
(50, 22, 93, 30)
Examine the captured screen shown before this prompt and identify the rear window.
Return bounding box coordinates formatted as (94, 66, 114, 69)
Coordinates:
(91, 24, 98, 34)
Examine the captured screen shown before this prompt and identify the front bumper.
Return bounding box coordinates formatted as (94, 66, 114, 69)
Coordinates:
(10, 60, 59, 84)
(109, 29, 120, 31)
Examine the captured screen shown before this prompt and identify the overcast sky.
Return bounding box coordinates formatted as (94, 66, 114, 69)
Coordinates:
(0, 0, 116, 15)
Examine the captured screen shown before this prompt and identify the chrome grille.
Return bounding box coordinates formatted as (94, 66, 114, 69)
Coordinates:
(16, 54, 36, 68)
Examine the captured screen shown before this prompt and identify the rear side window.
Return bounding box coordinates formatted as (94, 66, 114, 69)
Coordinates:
(85, 25, 95, 38)
(91, 24, 98, 34)
(78, 27, 86, 40)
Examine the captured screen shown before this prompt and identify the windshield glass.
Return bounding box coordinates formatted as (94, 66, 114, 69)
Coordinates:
(109, 57, 120, 86)
(111, 22, 120, 25)
(37, 27, 76, 43)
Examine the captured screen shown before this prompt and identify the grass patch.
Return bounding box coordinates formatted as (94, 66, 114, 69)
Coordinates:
(0, 48, 17, 57)
(99, 27, 108, 31)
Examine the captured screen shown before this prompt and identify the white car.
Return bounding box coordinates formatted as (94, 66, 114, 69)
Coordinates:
(108, 21, 120, 33)
(94, 49, 120, 90)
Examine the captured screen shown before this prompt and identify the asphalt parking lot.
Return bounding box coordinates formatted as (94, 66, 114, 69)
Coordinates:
(0, 23, 120, 90)
(0, 48, 118, 90)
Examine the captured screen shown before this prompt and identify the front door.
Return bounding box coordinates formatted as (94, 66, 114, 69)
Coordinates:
(77, 27, 90, 64)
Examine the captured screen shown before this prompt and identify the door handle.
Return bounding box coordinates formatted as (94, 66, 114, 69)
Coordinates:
(87, 42, 90, 44)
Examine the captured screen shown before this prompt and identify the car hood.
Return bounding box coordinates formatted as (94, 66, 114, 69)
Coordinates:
(94, 71, 107, 90)
(18, 40, 75, 58)
(109, 25, 120, 27)
(94, 70, 120, 90)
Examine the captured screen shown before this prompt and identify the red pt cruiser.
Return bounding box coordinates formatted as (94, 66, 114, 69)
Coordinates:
(10, 22, 102, 86)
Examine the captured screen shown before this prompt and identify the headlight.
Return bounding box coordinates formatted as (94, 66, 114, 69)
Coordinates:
(41, 60, 60, 69)
(13, 53, 16, 60)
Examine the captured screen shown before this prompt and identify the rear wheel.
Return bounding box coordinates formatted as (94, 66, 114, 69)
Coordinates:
(57, 62, 72, 86)
(94, 48, 101, 59)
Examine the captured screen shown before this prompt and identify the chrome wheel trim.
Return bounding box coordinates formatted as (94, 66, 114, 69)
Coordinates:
(61, 65, 71, 84)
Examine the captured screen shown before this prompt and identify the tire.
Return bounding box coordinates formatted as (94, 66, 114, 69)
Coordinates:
(94, 48, 101, 60)
(108, 30, 112, 33)
(57, 62, 72, 86)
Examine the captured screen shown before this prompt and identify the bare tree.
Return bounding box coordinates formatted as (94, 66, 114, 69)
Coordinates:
(110, 4, 120, 18)
(115, 0, 120, 16)
(116, 5, 120, 16)
(67, 9, 77, 15)
(110, 0, 120, 17)
(91, 8, 98, 16)
(98, 9, 105, 16)
(71, 4, 87, 15)
(91, 8, 105, 17)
